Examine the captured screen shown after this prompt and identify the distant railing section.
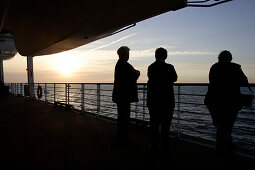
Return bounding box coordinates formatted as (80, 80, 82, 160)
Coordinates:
(6, 82, 255, 155)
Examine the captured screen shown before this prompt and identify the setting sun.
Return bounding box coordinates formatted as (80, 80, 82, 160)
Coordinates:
(51, 52, 83, 75)
(55, 59, 76, 75)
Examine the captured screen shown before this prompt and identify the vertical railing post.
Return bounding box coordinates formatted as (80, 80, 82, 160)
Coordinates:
(13, 83, 15, 95)
(97, 83, 101, 116)
(19, 83, 21, 95)
(17, 83, 18, 95)
(81, 83, 85, 113)
(13, 83, 15, 94)
(65, 84, 67, 104)
(20, 83, 22, 96)
(67, 84, 70, 105)
(134, 84, 139, 120)
(177, 85, 181, 138)
(65, 83, 70, 105)
(143, 84, 146, 121)
(54, 83, 56, 103)
(135, 102, 138, 119)
(16, 83, 18, 95)
(45, 83, 47, 103)
(35, 83, 38, 99)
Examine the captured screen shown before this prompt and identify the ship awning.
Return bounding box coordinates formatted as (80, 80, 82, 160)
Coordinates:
(1, 0, 187, 56)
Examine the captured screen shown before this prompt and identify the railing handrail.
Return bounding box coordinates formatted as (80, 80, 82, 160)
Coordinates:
(6, 82, 255, 87)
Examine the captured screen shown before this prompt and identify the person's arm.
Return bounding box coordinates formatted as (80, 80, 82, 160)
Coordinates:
(238, 66, 253, 94)
(133, 69, 140, 80)
(171, 66, 178, 83)
(167, 65, 177, 83)
(209, 67, 213, 83)
(238, 66, 249, 86)
(128, 63, 140, 81)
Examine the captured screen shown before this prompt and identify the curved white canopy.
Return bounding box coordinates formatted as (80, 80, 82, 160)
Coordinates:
(1, 0, 186, 56)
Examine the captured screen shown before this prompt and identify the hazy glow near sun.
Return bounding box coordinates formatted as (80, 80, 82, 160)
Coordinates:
(52, 52, 83, 75)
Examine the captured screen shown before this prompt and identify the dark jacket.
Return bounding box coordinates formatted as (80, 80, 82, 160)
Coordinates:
(207, 62, 248, 110)
(112, 59, 139, 103)
(147, 60, 178, 108)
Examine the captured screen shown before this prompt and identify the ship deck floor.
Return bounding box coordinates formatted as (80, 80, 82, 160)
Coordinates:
(0, 95, 254, 169)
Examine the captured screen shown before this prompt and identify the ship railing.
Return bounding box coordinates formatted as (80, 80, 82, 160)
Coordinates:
(6, 82, 255, 157)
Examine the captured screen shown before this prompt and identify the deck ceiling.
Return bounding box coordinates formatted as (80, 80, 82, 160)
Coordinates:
(1, 0, 186, 56)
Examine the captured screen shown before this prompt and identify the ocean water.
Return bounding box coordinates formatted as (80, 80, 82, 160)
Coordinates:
(10, 83, 255, 152)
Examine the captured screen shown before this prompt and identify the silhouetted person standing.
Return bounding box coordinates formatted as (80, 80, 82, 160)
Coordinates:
(147, 47, 178, 152)
(112, 46, 140, 145)
(206, 50, 249, 157)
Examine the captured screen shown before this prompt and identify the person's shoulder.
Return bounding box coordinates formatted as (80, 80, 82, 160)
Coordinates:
(115, 60, 122, 67)
(166, 62, 173, 66)
(210, 62, 219, 69)
(165, 62, 175, 69)
(148, 61, 157, 68)
(116, 59, 123, 65)
(212, 62, 219, 66)
(230, 62, 241, 68)
(115, 60, 129, 70)
(117, 60, 130, 66)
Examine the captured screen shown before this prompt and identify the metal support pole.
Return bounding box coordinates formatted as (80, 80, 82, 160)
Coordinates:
(81, 84, 85, 112)
(27, 56, 35, 99)
(97, 84, 101, 116)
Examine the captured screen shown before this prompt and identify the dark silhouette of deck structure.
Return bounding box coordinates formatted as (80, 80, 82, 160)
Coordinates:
(0, 95, 254, 169)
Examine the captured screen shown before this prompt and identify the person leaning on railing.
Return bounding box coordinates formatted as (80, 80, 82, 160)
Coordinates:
(205, 50, 250, 157)
(147, 47, 178, 153)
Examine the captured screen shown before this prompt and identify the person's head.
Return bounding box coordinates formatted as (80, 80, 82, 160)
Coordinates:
(155, 47, 167, 61)
(218, 50, 232, 63)
(117, 46, 130, 61)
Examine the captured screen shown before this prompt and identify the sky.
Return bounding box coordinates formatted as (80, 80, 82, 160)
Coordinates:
(3, 0, 255, 83)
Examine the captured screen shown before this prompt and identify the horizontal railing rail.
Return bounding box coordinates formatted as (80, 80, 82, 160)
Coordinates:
(5, 82, 255, 157)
